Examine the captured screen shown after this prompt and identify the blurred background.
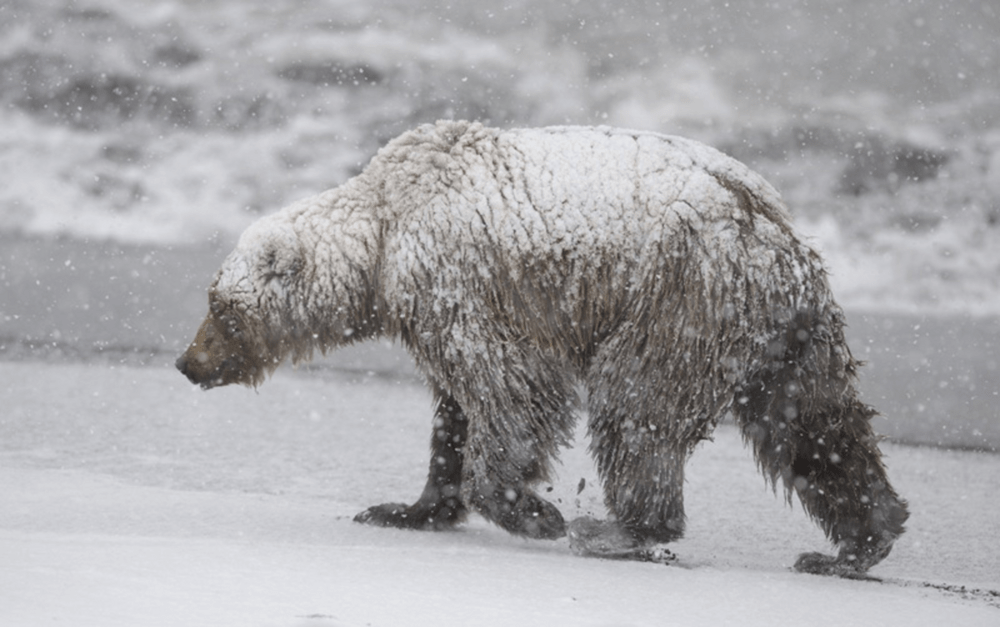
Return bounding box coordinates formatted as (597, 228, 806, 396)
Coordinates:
(1, 0, 998, 449)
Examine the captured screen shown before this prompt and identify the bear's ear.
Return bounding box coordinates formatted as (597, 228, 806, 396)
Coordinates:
(260, 235, 304, 280)
(260, 243, 305, 302)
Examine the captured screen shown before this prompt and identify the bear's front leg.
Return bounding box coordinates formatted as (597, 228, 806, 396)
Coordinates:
(465, 481, 567, 540)
(460, 405, 573, 541)
(354, 385, 468, 531)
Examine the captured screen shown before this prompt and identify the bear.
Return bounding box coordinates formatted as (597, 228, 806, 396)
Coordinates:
(176, 120, 908, 577)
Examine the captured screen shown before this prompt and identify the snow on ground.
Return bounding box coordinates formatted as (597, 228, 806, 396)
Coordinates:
(1, 362, 998, 626)
(1, 1, 999, 623)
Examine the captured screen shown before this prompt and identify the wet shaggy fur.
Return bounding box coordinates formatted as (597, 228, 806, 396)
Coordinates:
(177, 120, 908, 576)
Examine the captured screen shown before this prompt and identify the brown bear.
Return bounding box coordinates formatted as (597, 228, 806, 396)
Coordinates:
(176, 120, 908, 576)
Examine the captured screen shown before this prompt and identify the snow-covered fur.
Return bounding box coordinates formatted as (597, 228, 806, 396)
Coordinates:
(177, 120, 908, 576)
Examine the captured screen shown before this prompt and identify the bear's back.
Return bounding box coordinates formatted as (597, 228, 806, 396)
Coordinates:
(373, 122, 833, 366)
(375, 121, 793, 265)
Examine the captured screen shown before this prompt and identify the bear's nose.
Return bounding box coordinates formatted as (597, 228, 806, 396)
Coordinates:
(175, 355, 189, 375)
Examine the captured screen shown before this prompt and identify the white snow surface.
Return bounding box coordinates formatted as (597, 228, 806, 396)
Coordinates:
(2, 361, 998, 626)
(2, 1, 999, 623)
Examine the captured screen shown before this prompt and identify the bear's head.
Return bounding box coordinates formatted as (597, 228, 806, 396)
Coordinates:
(177, 217, 307, 389)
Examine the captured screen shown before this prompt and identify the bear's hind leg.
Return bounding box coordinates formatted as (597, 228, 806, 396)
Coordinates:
(737, 312, 909, 577)
(787, 402, 909, 578)
(354, 383, 468, 531)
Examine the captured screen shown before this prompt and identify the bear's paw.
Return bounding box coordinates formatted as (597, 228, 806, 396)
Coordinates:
(567, 516, 677, 564)
(794, 551, 883, 580)
(354, 500, 466, 531)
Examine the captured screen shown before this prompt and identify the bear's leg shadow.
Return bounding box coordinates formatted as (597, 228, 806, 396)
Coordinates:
(354, 382, 469, 531)
(736, 311, 909, 577)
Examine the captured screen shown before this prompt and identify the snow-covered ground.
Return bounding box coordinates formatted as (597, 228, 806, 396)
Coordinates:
(2, 0, 999, 624)
(2, 363, 998, 626)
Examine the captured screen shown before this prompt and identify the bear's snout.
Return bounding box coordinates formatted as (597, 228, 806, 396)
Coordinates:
(175, 347, 218, 389)
(176, 313, 263, 389)
(175, 354, 198, 384)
